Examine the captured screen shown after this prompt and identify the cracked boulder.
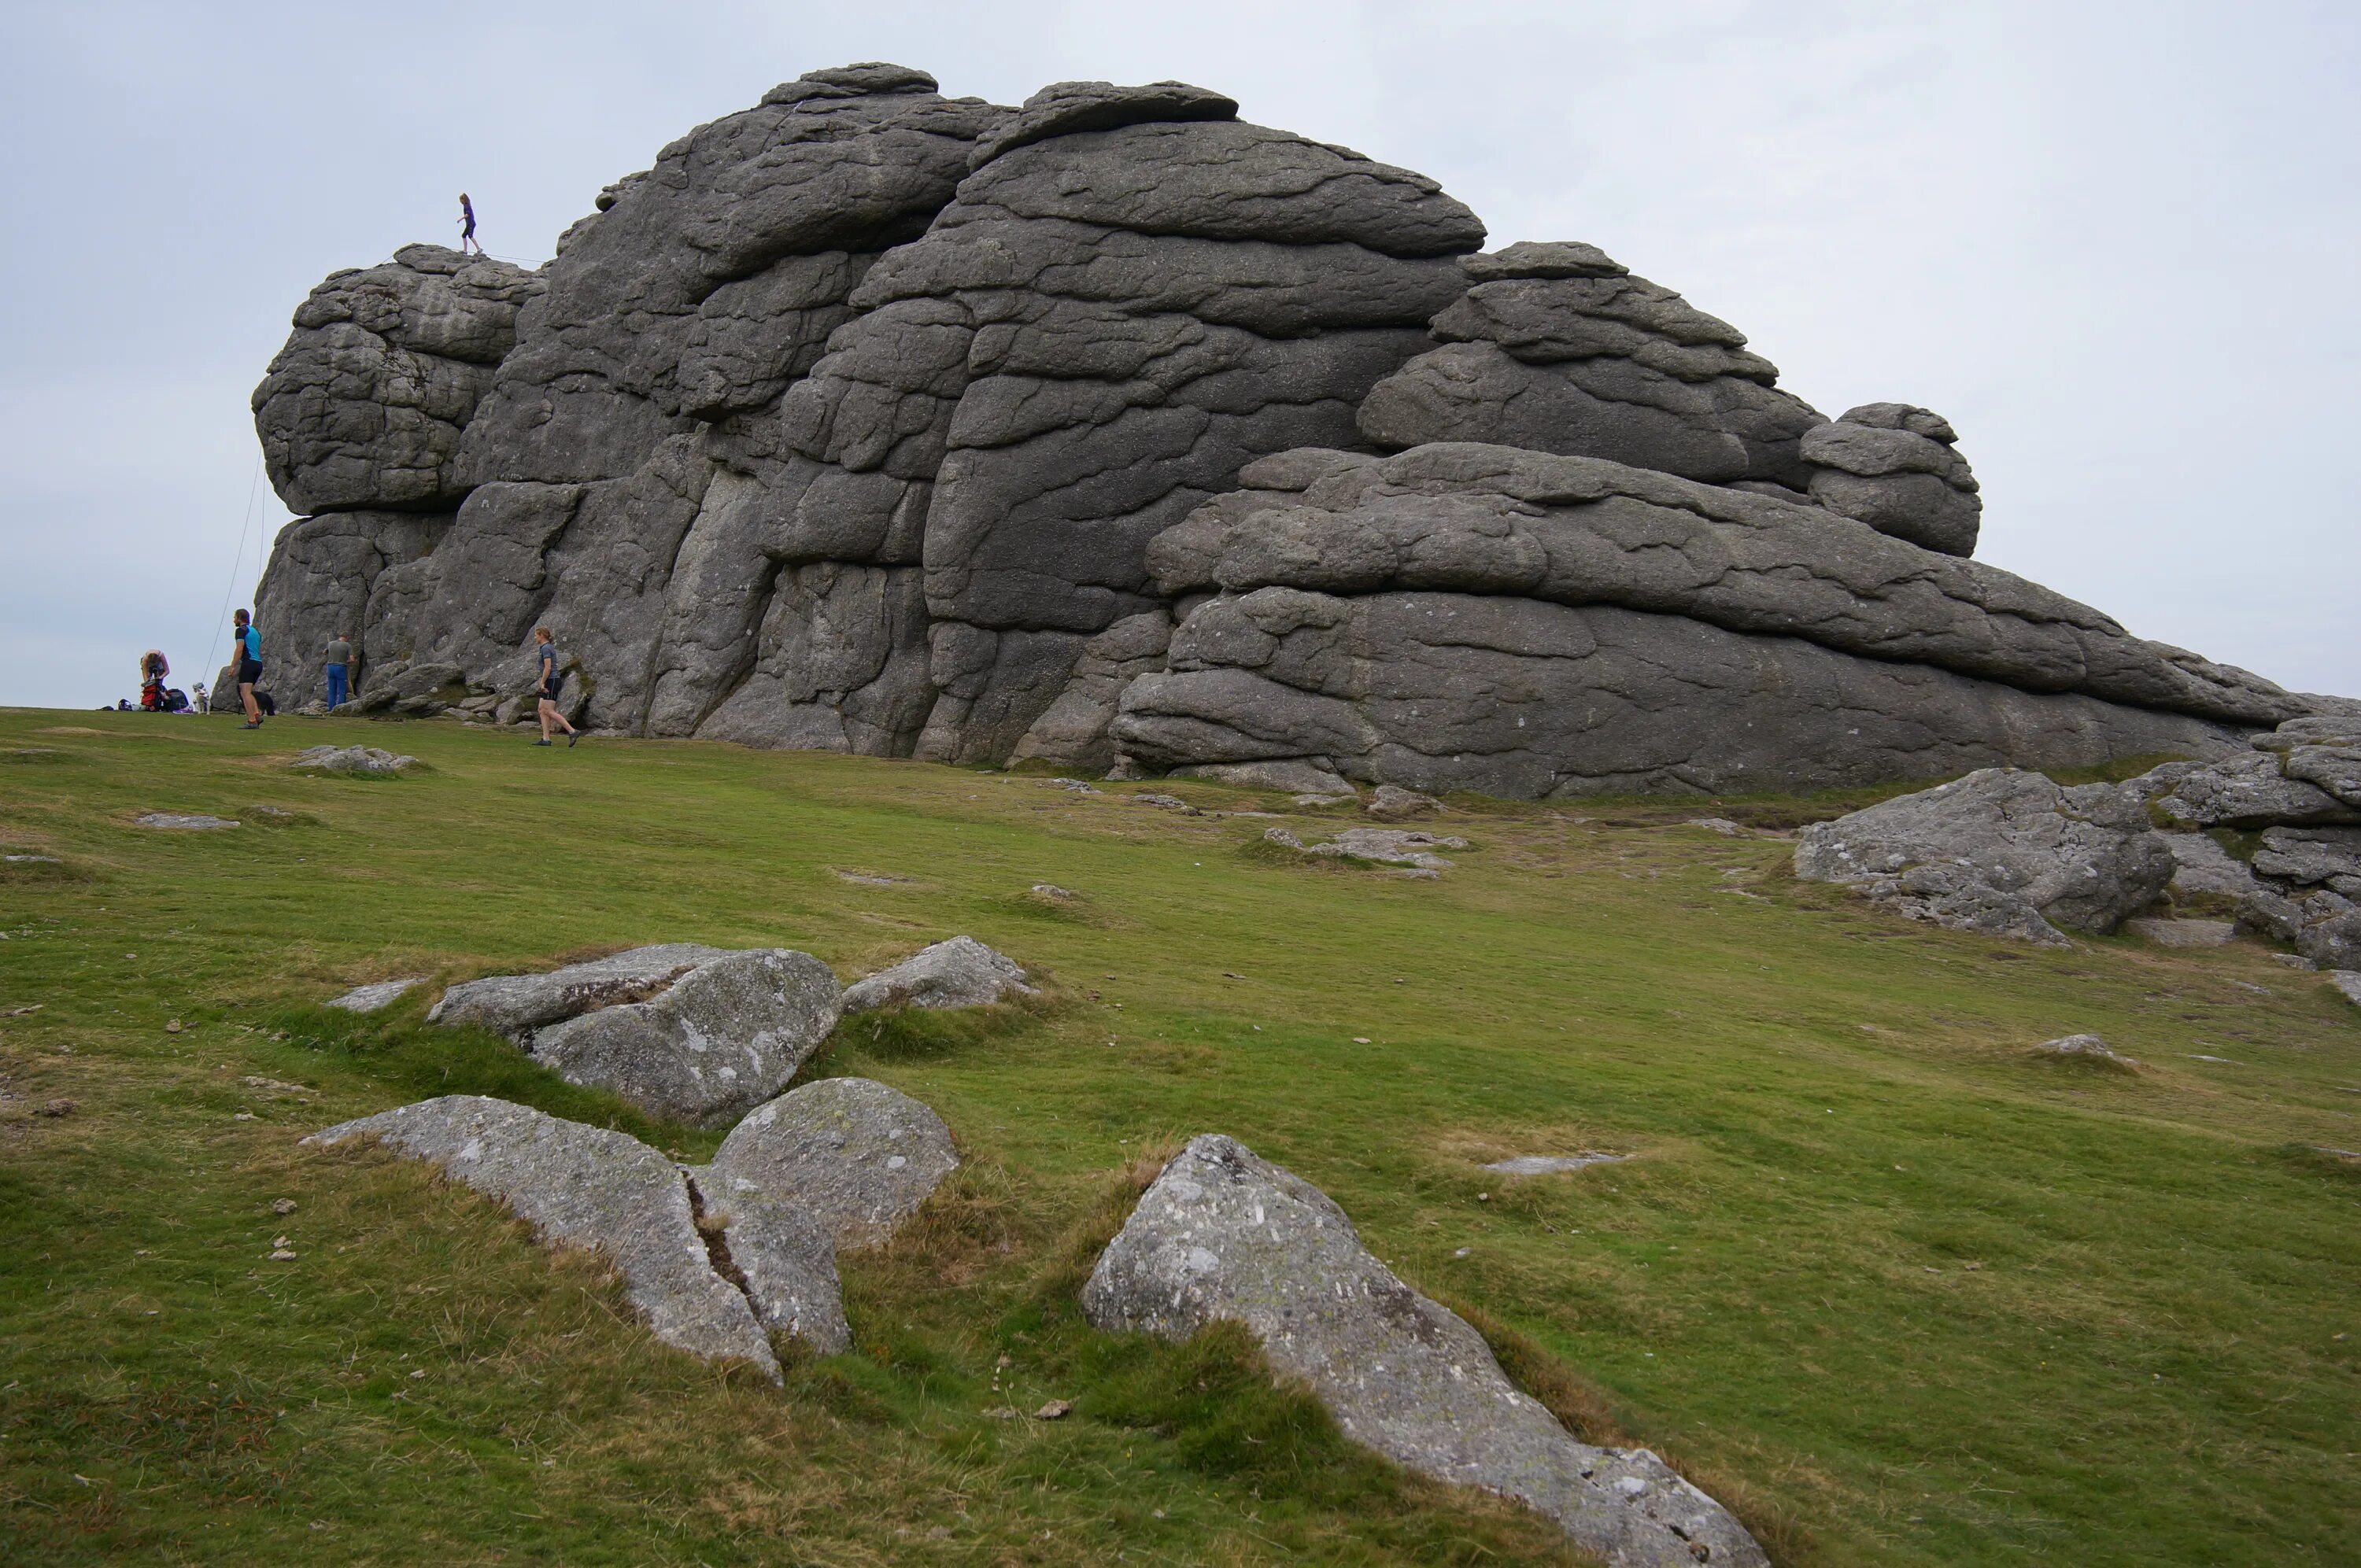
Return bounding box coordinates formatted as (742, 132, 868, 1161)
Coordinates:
(840, 935, 1034, 1013)
(1084, 1134, 1768, 1567)
(697, 1076, 959, 1248)
(530, 950, 843, 1127)
(429, 945, 841, 1126)
(1801, 403, 1981, 557)
(1794, 768, 2174, 942)
(304, 1095, 789, 1376)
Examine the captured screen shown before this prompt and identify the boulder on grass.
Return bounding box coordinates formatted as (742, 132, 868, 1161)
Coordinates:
(530, 950, 842, 1127)
(840, 936, 1033, 1014)
(292, 744, 417, 776)
(1084, 1134, 1768, 1568)
(1794, 769, 2171, 943)
(697, 1076, 958, 1248)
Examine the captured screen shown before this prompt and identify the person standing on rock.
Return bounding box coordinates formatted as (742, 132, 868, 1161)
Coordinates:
(457, 193, 480, 256)
(231, 609, 264, 730)
(532, 627, 578, 748)
(323, 633, 353, 710)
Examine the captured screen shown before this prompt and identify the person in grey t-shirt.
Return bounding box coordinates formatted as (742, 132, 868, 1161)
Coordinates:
(324, 634, 353, 710)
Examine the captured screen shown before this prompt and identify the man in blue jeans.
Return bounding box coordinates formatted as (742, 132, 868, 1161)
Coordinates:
(323, 633, 353, 710)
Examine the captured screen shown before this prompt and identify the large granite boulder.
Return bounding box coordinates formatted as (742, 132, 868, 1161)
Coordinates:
(243, 62, 2344, 797)
(1358, 242, 1824, 489)
(530, 949, 842, 1127)
(1084, 1134, 1768, 1567)
(1794, 768, 2174, 942)
(697, 1076, 958, 1248)
(304, 1095, 784, 1376)
(1801, 402, 1981, 557)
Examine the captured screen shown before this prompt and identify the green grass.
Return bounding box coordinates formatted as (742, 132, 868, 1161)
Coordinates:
(2, 709, 2356, 1566)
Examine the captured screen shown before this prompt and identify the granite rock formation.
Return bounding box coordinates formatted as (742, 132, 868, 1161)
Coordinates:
(247, 61, 2332, 796)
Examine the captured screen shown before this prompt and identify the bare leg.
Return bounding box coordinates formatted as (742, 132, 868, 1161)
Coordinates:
(240, 681, 260, 725)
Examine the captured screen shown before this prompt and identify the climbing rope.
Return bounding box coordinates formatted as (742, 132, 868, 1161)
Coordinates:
(205, 452, 265, 688)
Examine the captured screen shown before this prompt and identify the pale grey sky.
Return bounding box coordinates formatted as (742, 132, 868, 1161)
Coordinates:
(2, 1, 2353, 709)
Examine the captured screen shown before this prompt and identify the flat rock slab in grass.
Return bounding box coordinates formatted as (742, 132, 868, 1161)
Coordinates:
(698, 1077, 959, 1249)
(841, 936, 1034, 1014)
(2328, 972, 2361, 1008)
(1265, 825, 1468, 869)
(532, 950, 842, 1128)
(1084, 1134, 1768, 1568)
(327, 979, 424, 1013)
(1795, 768, 2172, 943)
(1482, 1153, 1626, 1176)
(135, 813, 238, 831)
(428, 944, 734, 1037)
(2034, 1033, 2140, 1068)
(305, 1095, 781, 1378)
(292, 744, 417, 776)
(2123, 918, 2236, 950)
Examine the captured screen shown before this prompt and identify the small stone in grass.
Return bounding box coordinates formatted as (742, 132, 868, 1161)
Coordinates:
(1035, 1399, 1071, 1420)
(272, 1198, 298, 1216)
(983, 1406, 1019, 1420)
(164, 1019, 183, 1034)
(35, 1098, 76, 1117)
(1351, 1036, 1372, 1044)
(269, 1249, 296, 1261)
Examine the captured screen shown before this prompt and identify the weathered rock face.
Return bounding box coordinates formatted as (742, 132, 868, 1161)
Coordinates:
(429, 944, 733, 1038)
(249, 62, 2336, 798)
(1794, 768, 2174, 942)
(1084, 1134, 1768, 1567)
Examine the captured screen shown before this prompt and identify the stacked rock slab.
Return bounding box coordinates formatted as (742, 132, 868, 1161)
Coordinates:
(1113, 445, 2293, 796)
(1085, 1134, 1768, 1567)
(1357, 240, 1823, 490)
(250, 61, 2335, 795)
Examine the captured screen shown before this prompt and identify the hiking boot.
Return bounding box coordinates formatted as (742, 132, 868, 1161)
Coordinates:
(241, 721, 260, 730)
(533, 738, 552, 747)
(567, 730, 581, 747)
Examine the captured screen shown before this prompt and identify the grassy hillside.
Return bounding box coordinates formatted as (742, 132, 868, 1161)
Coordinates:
(1, 708, 2355, 1566)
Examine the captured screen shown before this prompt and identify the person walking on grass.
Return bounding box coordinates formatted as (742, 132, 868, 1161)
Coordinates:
(532, 627, 578, 747)
(231, 609, 264, 729)
(324, 632, 353, 710)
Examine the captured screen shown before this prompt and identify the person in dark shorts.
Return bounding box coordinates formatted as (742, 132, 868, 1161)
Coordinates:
(532, 626, 578, 747)
(324, 633, 353, 710)
(458, 193, 480, 256)
(231, 609, 264, 729)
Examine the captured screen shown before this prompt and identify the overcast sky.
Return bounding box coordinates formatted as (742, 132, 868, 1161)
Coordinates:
(2, 1, 2352, 710)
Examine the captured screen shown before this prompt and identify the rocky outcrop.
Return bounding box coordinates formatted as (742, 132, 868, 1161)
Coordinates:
(429, 945, 841, 1124)
(325, 978, 423, 1013)
(1084, 1134, 1768, 1567)
(1794, 768, 2174, 943)
(305, 1095, 787, 1376)
(839, 935, 1033, 1013)
(248, 62, 2337, 798)
(696, 1076, 958, 1248)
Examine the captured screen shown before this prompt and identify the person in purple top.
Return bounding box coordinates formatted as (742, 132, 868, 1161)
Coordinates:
(458, 192, 480, 256)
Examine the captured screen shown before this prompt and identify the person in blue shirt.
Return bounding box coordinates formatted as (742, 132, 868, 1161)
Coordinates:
(532, 626, 579, 747)
(458, 193, 481, 256)
(231, 609, 264, 729)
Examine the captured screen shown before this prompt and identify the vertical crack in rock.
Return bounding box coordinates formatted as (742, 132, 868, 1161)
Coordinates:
(681, 1168, 757, 1304)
